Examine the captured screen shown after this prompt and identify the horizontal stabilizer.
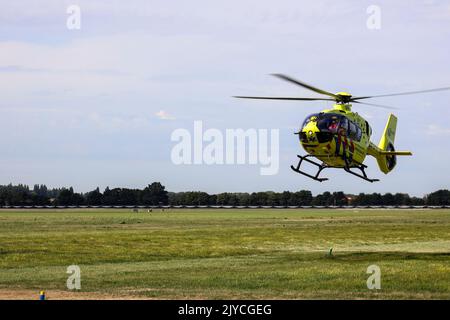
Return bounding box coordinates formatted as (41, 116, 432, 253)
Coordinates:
(378, 151, 412, 156)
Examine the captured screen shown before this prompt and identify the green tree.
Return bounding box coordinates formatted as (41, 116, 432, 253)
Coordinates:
(141, 182, 168, 205)
(426, 189, 450, 205)
(86, 187, 103, 205)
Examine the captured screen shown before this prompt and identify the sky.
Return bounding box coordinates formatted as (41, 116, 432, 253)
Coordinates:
(0, 0, 449, 196)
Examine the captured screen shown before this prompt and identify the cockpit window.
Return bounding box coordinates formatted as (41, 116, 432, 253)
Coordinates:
(349, 121, 362, 141)
(316, 114, 347, 134)
(301, 113, 360, 139)
(302, 113, 319, 128)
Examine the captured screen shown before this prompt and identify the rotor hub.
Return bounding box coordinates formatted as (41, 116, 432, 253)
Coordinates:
(336, 92, 352, 103)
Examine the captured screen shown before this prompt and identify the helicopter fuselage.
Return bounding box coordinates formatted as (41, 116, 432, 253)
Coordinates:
(298, 104, 371, 167)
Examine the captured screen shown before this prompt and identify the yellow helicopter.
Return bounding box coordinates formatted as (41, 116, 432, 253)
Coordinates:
(235, 74, 450, 182)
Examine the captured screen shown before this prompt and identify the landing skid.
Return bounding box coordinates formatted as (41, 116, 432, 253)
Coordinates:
(343, 158, 379, 183)
(290, 155, 379, 183)
(290, 155, 329, 182)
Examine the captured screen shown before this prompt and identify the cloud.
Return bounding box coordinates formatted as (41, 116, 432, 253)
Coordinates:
(155, 110, 175, 120)
(426, 124, 450, 136)
(86, 112, 151, 130)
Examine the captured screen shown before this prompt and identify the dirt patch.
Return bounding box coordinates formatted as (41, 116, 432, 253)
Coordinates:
(0, 289, 151, 300)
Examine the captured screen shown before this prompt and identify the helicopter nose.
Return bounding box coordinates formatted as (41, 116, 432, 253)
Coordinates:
(299, 121, 320, 144)
(306, 129, 318, 143)
(300, 129, 318, 144)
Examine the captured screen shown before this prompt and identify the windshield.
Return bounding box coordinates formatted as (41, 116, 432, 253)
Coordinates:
(302, 113, 348, 134)
(317, 114, 347, 134)
(302, 113, 320, 128)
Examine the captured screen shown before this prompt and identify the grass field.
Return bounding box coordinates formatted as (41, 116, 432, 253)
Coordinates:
(0, 208, 449, 299)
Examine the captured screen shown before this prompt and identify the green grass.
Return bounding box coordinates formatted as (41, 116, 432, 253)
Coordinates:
(0, 209, 449, 299)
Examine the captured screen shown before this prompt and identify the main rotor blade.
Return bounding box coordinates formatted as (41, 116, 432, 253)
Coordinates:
(352, 86, 450, 100)
(233, 96, 334, 101)
(352, 100, 398, 110)
(271, 74, 339, 99)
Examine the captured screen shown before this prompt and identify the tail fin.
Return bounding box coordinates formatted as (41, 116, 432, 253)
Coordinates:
(379, 113, 397, 151)
(375, 113, 412, 174)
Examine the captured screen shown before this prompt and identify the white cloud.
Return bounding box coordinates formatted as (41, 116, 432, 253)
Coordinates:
(155, 110, 175, 120)
(87, 112, 151, 131)
(426, 124, 450, 136)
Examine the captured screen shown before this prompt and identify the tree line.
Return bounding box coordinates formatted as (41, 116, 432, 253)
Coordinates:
(0, 183, 449, 206)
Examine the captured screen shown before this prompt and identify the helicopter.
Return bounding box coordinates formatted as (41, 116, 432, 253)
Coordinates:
(235, 74, 450, 182)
